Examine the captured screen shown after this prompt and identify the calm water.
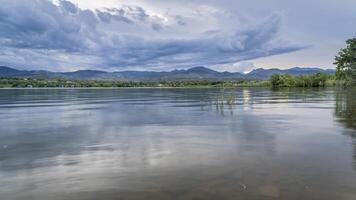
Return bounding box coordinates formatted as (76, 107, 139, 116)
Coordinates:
(0, 88, 356, 200)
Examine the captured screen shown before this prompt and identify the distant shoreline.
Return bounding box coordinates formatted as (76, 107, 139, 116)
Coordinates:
(0, 85, 270, 89)
(0, 72, 340, 88)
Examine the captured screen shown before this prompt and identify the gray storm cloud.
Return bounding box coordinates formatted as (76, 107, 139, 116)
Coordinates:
(0, 0, 306, 71)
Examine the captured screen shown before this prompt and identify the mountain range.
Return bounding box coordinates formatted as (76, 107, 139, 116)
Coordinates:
(0, 66, 335, 81)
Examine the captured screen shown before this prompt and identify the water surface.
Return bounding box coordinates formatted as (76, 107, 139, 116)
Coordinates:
(0, 88, 356, 200)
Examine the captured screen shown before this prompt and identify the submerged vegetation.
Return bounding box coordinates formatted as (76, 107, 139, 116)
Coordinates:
(214, 89, 236, 106)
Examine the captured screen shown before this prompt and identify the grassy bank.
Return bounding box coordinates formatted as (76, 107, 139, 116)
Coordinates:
(0, 73, 339, 88)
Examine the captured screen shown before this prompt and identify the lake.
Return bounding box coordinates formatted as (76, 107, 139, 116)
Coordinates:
(0, 88, 356, 200)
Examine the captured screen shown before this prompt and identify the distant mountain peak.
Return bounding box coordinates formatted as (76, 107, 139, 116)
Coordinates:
(289, 67, 321, 71)
(186, 66, 216, 73)
(67, 70, 107, 74)
(0, 66, 18, 70)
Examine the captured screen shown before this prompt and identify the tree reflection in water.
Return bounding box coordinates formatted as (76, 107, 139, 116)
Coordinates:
(335, 88, 356, 170)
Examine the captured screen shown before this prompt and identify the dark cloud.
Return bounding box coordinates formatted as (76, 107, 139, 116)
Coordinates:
(175, 15, 186, 26)
(0, 0, 306, 71)
(98, 14, 307, 68)
(97, 10, 132, 24)
(60, 0, 78, 13)
(0, 0, 98, 52)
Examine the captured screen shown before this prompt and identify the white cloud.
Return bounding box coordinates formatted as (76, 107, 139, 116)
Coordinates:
(213, 62, 256, 73)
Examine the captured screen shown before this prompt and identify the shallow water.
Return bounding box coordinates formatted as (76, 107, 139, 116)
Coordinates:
(0, 88, 356, 200)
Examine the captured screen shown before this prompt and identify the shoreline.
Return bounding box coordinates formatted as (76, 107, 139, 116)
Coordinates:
(0, 86, 340, 89)
(0, 73, 340, 88)
(0, 86, 269, 89)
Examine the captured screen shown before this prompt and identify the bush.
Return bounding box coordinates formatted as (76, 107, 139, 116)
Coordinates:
(270, 73, 332, 87)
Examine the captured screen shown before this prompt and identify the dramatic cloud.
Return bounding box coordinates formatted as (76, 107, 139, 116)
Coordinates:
(0, 0, 308, 71)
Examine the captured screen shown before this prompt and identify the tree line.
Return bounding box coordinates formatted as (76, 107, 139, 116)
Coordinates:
(0, 78, 252, 88)
(269, 73, 335, 87)
(0, 76, 334, 88)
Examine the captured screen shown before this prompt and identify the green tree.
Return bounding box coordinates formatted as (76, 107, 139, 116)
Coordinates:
(311, 73, 327, 87)
(335, 38, 356, 84)
(270, 74, 281, 87)
(270, 74, 295, 87)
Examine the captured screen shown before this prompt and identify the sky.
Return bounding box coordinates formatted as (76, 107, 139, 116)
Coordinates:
(0, 0, 355, 72)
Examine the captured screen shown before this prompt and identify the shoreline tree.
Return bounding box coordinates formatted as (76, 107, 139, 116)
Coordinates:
(335, 38, 356, 85)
